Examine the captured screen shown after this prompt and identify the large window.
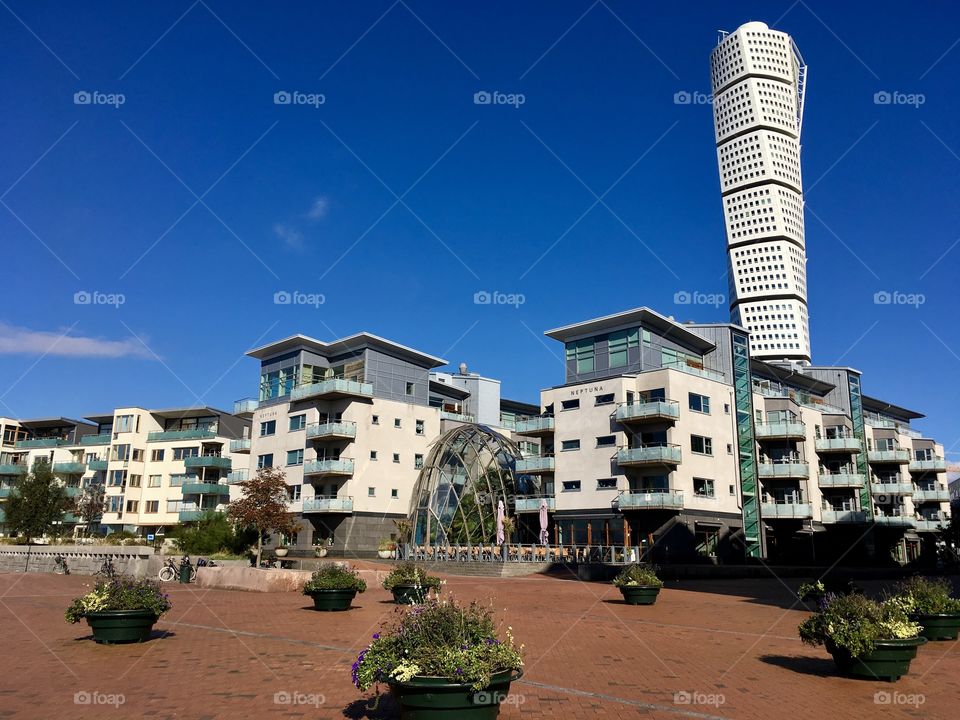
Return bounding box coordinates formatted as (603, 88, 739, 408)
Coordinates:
(566, 338, 595, 373)
(173, 447, 198, 460)
(288, 415, 306, 432)
(561, 439, 581, 451)
(689, 393, 711, 414)
(257, 454, 273, 469)
(608, 328, 639, 368)
(694, 478, 715, 497)
(286, 449, 304, 466)
(691, 435, 713, 456)
(661, 346, 703, 371)
(259, 364, 300, 401)
(115, 414, 135, 432)
(260, 420, 276, 437)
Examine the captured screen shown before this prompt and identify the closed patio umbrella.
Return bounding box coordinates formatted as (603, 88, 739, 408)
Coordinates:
(538, 499, 549, 545)
(496, 499, 505, 545)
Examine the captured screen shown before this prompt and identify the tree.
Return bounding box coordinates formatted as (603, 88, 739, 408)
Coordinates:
(227, 467, 300, 567)
(172, 510, 257, 555)
(4, 460, 74, 542)
(75, 482, 105, 536)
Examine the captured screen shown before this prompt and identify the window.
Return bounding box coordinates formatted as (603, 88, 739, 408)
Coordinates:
(128, 474, 141, 488)
(723, 403, 731, 415)
(286, 449, 304, 466)
(289, 414, 306, 431)
(405, 382, 415, 395)
(394, 418, 402, 428)
(391, 488, 398, 499)
(608, 328, 639, 368)
(288, 485, 302, 501)
(173, 447, 198, 460)
(169, 474, 187, 487)
(368, 487, 375, 497)
(148, 474, 162, 487)
(166, 500, 179, 513)
(115, 414, 135, 432)
(566, 338, 595, 373)
(125, 500, 139, 513)
(561, 399, 580, 411)
(562, 480, 581, 492)
(561, 439, 580, 451)
(694, 478, 715, 497)
(596, 478, 618, 490)
(691, 435, 713, 455)
(595, 393, 615, 406)
(150, 449, 164, 462)
(113, 444, 130, 461)
(415, 419, 424, 436)
(729, 484, 736, 496)
(260, 420, 276, 437)
(726, 443, 734, 455)
(370, 450, 378, 461)
(596, 435, 616, 448)
(372, 415, 379, 425)
(689, 393, 711, 414)
(414, 453, 424, 469)
(257, 454, 273, 469)
(393, 453, 400, 464)
(132, 448, 144, 462)
(108, 470, 126, 487)
(145, 501, 159, 513)
(108, 496, 123, 513)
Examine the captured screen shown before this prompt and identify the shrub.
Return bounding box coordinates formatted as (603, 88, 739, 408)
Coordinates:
(382, 562, 441, 591)
(889, 576, 960, 615)
(612, 564, 663, 588)
(65, 576, 172, 624)
(352, 598, 523, 691)
(797, 581, 826, 602)
(170, 512, 257, 555)
(303, 565, 367, 593)
(378, 538, 397, 551)
(798, 593, 921, 657)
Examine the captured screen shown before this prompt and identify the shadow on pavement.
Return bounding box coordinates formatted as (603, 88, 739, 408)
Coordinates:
(758, 653, 837, 677)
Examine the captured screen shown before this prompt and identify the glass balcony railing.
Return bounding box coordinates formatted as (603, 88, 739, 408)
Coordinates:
(441, 411, 476, 423)
(514, 456, 556, 474)
(617, 490, 684, 510)
(63, 486, 82, 498)
(291, 378, 373, 402)
(181, 482, 231, 495)
(909, 458, 947, 472)
(53, 462, 86, 474)
(663, 362, 725, 382)
(229, 438, 252, 453)
(821, 509, 868, 524)
(514, 416, 555, 435)
(184, 455, 231, 470)
(226, 468, 249, 484)
(178, 509, 216, 522)
(757, 462, 809, 478)
(915, 515, 949, 532)
(302, 496, 354, 513)
(233, 398, 259, 415)
(755, 421, 806, 439)
(147, 429, 217, 442)
(871, 482, 913, 495)
(817, 473, 866, 488)
(0, 463, 27, 475)
(815, 437, 863, 453)
(0, 487, 13, 498)
(303, 458, 355, 476)
(912, 487, 950, 503)
(306, 421, 357, 440)
(615, 401, 680, 424)
(874, 513, 916, 527)
(15, 438, 70, 448)
(761, 502, 813, 519)
(80, 433, 112, 446)
(616, 445, 682, 466)
(515, 496, 555, 513)
(867, 449, 910, 463)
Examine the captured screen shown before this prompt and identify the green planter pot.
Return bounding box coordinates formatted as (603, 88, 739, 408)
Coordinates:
(389, 669, 522, 720)
(391, 584, 432, 605)
(305, 588, 358, 611)
(85, 609, 159, 644)
(825, 637, 927, 681)
(618, 585, 661, 605)
(915, 613, 960, 641)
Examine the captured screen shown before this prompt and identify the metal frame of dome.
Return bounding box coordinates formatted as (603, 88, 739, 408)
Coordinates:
(409, 423, 530, 546)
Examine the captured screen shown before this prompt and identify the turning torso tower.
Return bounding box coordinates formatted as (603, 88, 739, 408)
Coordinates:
(710, 21, 811, 364)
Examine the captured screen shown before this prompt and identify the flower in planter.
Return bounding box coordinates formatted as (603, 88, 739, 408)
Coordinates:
(65, 576, 172, 624)
(381, 561, 441, 591)
(611, 564, 663, 588)
(798, 593, 921, 657)
(888, 576, 960, 616)
(352, 597, 523, 692)
(302, 565, 367, 594)
(797, 580, 826, 603)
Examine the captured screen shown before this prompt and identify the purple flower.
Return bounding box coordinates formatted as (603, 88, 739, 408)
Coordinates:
(372, 633, 380, 639)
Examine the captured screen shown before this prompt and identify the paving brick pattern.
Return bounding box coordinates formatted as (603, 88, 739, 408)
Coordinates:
(0, 568, 956, 719)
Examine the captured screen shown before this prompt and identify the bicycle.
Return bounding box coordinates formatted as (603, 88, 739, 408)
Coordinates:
(159, 556, 197, 582)
(53, 554, 70, 575)
(94, 557, 117, 578)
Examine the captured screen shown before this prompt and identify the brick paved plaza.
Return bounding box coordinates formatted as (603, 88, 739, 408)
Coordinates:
(1, 567, 957, 719)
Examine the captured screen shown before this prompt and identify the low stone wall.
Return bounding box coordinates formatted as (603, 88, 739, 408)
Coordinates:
(195, 564, 387, 593)
(0, 545, 157, 577)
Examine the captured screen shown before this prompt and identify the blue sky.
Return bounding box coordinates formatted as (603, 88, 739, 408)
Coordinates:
(1, 1, 958, 459)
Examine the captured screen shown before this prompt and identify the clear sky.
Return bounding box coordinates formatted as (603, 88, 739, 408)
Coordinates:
(1, 1, 958, 460)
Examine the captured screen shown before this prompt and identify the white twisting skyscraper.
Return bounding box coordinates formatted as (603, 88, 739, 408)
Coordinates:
(710, 21, 811, 363)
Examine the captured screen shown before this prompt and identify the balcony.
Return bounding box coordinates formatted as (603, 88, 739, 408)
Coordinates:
(821, 509, 868, 524)
(15, 438, 69, 449)
(182, 482, 231, 495)
(80, 433, 112, 446)
(761, 502, 813, 519)
(0, 463, 27, 475)
(178, 509, 218, 522)
(226, 468, 249, 484)
(616, 445, 682, 467)
(148, 429, 216, 442)
(615, 400, 680, 424)
(0, 487, 13, 498)
(874, 514, 916, 528)
(915, 516, 949, 532)
(229, 438, 251, 453)
(53, 462, 86, 475)
(291, 378, 373, 402)
(184, 455, 232, 470)
(306, 421, 357, 441)
(815, 437, 863, 453)
(909, 458, 947, 473)
(441, 411, 475, 423)
(755, 422, 806, 440)
(515, 456, 556, 474)
(233, 398, 259, 416)
(817, 473, 866, 489)
(515, 496, 555, 513)
(868, 449, 910, 464)
(514, 415, 555, 436)
(757, 462, 809, 479)
(302, 496, 354, 513)
(617, 490, 684, 510)
(63, 486, 81, 498)
(913, 487, 950, 503)
(871, 482, 913, 496)
(664, 362, 725, 382)
(87, 459, 109, 471)
(303, 458, 355, 477)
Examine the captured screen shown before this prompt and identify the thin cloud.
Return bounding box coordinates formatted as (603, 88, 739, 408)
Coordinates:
(274, 195, 330, 250)
(273, 223, 304, 250)
(0, 323, 154, 359)
(307, 195, 329, 220)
